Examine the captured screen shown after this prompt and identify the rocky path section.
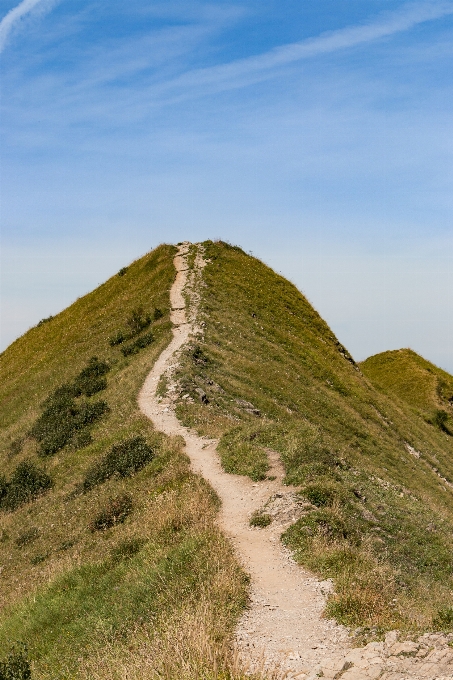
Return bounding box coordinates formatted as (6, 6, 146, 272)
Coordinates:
(315, 631, 453, 680)
(139, 243, 453, 680)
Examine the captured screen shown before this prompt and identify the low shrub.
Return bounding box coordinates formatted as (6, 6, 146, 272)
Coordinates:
(249, 511, 272, 528)
(36, 315, 53, 327)
(90, 494, 133, 531)
(31, 396, 109, 457)
(71, 430, 92, 450)
(109, 331, 125, 347)
(192, 345, 210, 366)
(433, 606, 453, 631)
(434, 409, 450, 433)
(110, 307, 160, 349)
(30, 361, 110, 456)
(0, 461, 53, 512)
(126, 307, 151, 336)
(30, 552, 50, 565)
(0, 643, 31, 680)
(73, 357, 110, 397)
(120, 331, 154, 357)
(15, 528, 40, 548)
(117, 267, 128, 276)
(83, 436, 154, 491)
(0, 476, 8, 505)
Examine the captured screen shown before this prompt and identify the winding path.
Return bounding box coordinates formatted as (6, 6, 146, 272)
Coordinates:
(138, 243, 350, 678)
(138, 244, 453, 679)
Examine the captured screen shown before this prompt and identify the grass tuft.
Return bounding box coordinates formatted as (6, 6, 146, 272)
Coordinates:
(250, 511, 272, 528)
(89, 493, 133, 532)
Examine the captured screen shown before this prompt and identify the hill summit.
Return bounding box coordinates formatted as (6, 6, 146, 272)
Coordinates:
(1, 240, 453, 678)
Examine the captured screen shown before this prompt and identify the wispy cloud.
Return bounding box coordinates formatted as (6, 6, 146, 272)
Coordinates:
(154, 1, 453, 96)
(0, 0, 60, 53)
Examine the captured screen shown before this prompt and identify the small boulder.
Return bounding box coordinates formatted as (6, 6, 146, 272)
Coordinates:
(195, 388, 209, 404)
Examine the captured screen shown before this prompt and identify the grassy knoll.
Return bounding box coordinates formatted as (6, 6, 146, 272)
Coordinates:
(0, 244, 248, 679)
(361, 348, 453, 432)
(174, 241, 453, 634)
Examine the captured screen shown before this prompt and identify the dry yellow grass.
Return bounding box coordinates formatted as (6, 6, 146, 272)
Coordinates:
(0, 244, 250, 678)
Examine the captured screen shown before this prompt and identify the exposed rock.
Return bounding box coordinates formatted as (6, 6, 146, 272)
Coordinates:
(235, 398, 261, 416)
(195, 387, 209, 404)
(305, 632, 453, 680)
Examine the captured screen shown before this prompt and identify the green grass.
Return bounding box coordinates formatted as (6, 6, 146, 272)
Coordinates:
(361, 348, 453, 432)
(0, 244, 249, 678)
(3, 238, 453, 675)
(173, 240, 453, 632)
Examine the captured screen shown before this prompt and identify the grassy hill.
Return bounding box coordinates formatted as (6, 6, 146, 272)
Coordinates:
(0, 244, 247, 679)
(361, 348, 453, 432)
(173, 241, 453, 634)
(2, 239, 453, 678)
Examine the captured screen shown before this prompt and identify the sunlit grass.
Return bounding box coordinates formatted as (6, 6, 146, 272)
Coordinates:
(173, 240, 453, 632)
(0, 244, 249, 678)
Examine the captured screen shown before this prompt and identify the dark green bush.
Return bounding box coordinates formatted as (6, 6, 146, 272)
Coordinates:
(15, 528, 39, 548)
(90, 494, 133, 531)
(249, 511, 272, 528)
(83, 436, 154, 491)
(118, 267, 128, 276)
(192, 345, 210, 365)
(434, 409, 450, 433)
(71, 430, 93, 450)
(109, 331, 125, 347)
(110, 308, 157, 350)
(120, 331, 154, 357)
(30, 361, 110, 456)
(126, 307, 151, 336)
(73, 357, 110, 396)
(0, 476, 8, 505)
(0, 644, 31, 680)
(432, 606, 453, 630)
(36, 315, 53, 327)
(30, 552, 49, 565)
(0, 461, 53, 511)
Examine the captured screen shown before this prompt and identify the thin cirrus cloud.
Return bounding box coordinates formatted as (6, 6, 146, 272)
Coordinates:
(0, 0, 61, 53)
(151, 0, 453, 99)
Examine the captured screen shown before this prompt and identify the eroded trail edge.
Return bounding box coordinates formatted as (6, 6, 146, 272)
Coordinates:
(138, 244, 453, 680)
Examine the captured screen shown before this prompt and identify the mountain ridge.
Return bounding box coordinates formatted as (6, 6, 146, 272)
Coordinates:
(1, 240, 453, 678)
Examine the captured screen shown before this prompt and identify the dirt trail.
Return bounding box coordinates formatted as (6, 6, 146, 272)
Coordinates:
(138, 243, 351, 677)
(138, 244, 453, 679)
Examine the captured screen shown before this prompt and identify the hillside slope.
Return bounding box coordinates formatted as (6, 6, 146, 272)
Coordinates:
(0, 245, 247, 679)
(2, 239, 453, 678)
(173, 241, 453, 632)
(361, 348, 453, 431)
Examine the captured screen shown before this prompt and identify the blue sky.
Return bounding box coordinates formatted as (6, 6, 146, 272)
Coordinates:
(1, 0, 452, 372)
